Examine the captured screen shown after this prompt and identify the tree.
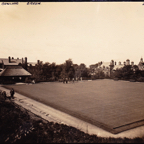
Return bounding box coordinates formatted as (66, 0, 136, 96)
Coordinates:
(113, 65, 135, 80)
(60, 59, 75, 79)
(55, 64, 63, 79)
(42, 62, 51, 80)
(74, 63, 88, 78)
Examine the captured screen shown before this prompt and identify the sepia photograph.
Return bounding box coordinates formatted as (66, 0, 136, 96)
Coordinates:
(1, 1, 144, 143)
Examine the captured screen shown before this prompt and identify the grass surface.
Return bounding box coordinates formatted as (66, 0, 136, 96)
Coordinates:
(1, 94, 144, 143)
(4, 79, 144, 133)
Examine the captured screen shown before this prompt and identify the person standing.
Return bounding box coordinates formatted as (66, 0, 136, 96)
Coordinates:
(65, 78, 68, 84)
(76, 77, 78, 82)
(2, 91, 7, 100)
(72, 78, 74, 83)
(10, 88, 15, 99)
(63, 78, 65, 84)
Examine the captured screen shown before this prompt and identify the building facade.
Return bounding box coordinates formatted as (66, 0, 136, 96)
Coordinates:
(90, 59, 136, 77)
(138, 58, 144, 70)
(0, 56, 31, 83)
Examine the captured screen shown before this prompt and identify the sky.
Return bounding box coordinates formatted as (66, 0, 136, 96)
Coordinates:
(0, 2, 144, 67)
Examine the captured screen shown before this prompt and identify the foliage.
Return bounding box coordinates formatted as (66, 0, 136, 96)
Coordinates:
(74, 63, 88, 78)
(90, 70, 105, 80)
(60, 59, 75, 79)
(113, 65, 144, 82)
(25, 77, 32, 83)
(27, 59, 89, 82)
(137, 77, 144, 82)
(26, 59, 144, 82)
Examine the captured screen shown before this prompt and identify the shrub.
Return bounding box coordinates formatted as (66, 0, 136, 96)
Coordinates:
(58, 79, 63, 82)
(48, 77, 55, 82)
(129, 79, 136, 82)
(2, 81, 15, 84)
(82, 77, 91, 80)
(136, 77, 144, 82)
(113, 78, 119, 81)
(25, 78, 32, 83)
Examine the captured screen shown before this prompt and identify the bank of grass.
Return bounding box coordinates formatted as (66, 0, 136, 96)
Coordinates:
(1, 95, 144, 143)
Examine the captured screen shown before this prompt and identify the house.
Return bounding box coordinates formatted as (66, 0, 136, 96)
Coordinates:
(90, 59, 135, 77)
(138, 58, 144, 70)
(113, 60, 132, 71)
(113, 59, 135, 72)
(0, 56, 31, 83)
(0, 56, 27, 69)
(27, 60, 41, 69)
(89, 63, 99, 75)
(99, 61, 113, 76)
(0, 65, 31, 83)
(93, 60, 115, 77)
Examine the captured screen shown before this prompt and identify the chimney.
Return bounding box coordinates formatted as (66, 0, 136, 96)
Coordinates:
(25, 57, 27, 70)
(124, 61, 126, 65)
(126, 59, 130, 65)
(22, 58, 23, 64)
(111, 60, 114, 65)
(115, 62, 116, 65)
(131, 61, 134, 66)
(119, 61, 121, 65)
(8, 56, 11, 63)
(37, 60, 40, 64)
(25, 57, 27, 64)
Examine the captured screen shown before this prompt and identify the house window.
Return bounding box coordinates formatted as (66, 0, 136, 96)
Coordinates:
(12, 77, 14, 79)
(19, 77, 22, 80)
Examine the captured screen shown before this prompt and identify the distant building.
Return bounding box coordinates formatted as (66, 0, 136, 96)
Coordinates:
(98, 62, 110, 76)
(138, 58, 144, 70)
(89, 60, 114, 77)
(90, 59, 136, 77)
(27, 60, 41, 68)
(112, 61, 124, 71)
(0, 56, 31, 83)
(89, 62, 101, 76)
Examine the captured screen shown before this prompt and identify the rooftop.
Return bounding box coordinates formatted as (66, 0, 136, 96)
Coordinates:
(99, 62, 111, 68)
(0, 66, 31, 76)
(113, 64, 124, 70)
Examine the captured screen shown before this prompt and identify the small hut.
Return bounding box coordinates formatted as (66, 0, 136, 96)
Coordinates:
(0, 65, 31, 84)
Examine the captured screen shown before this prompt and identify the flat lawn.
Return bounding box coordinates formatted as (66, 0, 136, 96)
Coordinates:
(4, 79, 144, 134)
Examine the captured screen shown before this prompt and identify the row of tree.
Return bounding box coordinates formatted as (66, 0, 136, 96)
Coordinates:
(24, 59, 144, 82)
(26, 59, 90, 82)
(112, 65, 144, 81)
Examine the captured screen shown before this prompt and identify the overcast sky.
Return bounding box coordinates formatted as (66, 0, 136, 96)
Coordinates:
(0, 2, 144, 67)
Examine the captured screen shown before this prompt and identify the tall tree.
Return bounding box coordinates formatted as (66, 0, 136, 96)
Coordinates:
(60, 59, 75, 79)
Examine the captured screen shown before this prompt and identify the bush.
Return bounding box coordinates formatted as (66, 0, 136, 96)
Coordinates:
(105, 75, 110, 79)
(48, 77, 55, 82)
(91, 75, 98, 80)
(25, 78, 32, 83)
(129, 79, 136, 82)
(58, 79, 63, 82)
(136, 77, 144, 82)
(2, 81, 15, 84)
(99, 76, 104, 79)
(82, 77, 91, 80)
(113, 78, 119, 81)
